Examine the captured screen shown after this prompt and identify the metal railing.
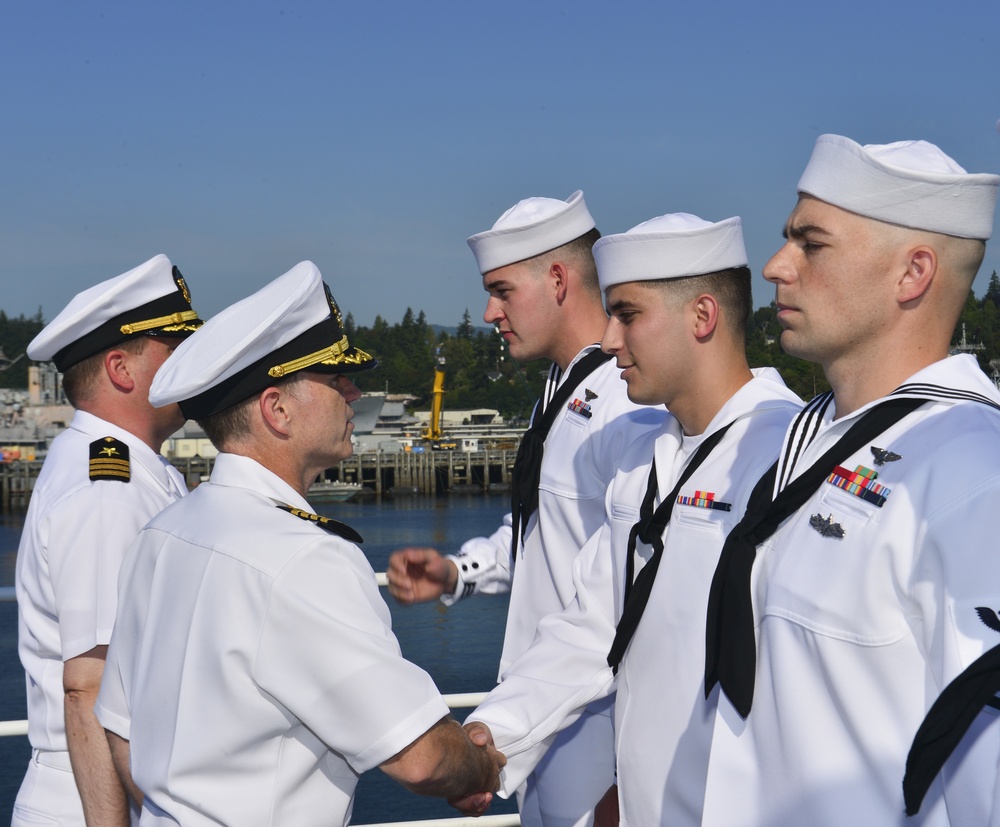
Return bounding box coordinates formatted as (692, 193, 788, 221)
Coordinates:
(362, 818, 519, 827)
(0, 580, 521, 827)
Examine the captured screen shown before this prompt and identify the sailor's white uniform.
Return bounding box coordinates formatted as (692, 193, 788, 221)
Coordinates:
(468, 369, 801, 826)
(702, 355, 1000, 826)
(14, 410, 187, 826)
(445, 344, 663, 826)
(96, 453, 449, 827)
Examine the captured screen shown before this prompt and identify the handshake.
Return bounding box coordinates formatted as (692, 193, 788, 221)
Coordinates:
(383, 715, 506, 818)
(445, 721, 618, 824)
(448, 721, 505, 817)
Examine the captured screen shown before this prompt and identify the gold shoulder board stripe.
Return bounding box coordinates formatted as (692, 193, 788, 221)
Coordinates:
(89, 437, 131, 483)
(275, 504, 363, 544)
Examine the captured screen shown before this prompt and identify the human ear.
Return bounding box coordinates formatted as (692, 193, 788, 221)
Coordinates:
(259, 386, 292, 436)
(897, 246, 937, 305)
(692, 294, 720, 340)
(550, 262, 568, 303)
(104, 350, 135, 392)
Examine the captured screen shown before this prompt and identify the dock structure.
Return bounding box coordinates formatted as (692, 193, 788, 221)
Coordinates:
(336, 448, 518, 496)
(0, 449, 518, 508)
(0, 460, 39, 510)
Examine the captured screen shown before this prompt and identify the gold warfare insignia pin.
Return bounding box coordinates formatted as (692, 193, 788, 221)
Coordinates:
(89, 437, 131, 483)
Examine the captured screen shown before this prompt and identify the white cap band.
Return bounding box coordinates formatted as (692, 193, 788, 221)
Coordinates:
(595, 213, 747, 291)
(467, 190, 596, 274)
(797, 134, 999, 239)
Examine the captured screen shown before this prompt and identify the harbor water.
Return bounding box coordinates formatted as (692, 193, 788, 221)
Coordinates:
(0, 493, 520, 825)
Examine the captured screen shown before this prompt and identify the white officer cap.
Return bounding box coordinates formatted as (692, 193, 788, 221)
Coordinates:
(150, 261, 376, 420)
(28, 254, 202, 372)
(467, 190, 596, 274)
(797, 134, 1000, 239)
(594, 213, 748, 292)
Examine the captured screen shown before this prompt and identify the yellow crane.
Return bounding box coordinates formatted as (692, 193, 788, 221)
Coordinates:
(422, 350, 456, 449)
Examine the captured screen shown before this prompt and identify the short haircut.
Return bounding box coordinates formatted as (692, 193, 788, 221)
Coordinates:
(652, 266, 752, 339)
(62, 336, 149, 407)
(197, 373, 309, 450)
(944, 236, 987, 288)
(874, 221, 987, 318)
(197, 394, 257, 450)
(533, 228, 603, 297)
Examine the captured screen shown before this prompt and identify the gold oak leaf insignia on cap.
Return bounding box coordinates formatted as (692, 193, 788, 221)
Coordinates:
(89, 437, 131, 483)
(276, 504, 363, 544)
(175, 273, 191, 305)
(325, 284, 344, 329)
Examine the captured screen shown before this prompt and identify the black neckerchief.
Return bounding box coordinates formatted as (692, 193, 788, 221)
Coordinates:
(903, 642, 1000, 815)
(607, 421, 735, 672)
(509, 347, 613, 564)
(704, 396, 929, 718)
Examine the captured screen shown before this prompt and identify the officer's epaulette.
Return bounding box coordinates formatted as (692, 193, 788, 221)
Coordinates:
(276, 504, 363, 544)
(89, 437, 130, 483)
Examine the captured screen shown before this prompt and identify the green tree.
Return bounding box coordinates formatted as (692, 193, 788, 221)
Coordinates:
(984, 271, 1000, 308)
(457, 309, 475, 340)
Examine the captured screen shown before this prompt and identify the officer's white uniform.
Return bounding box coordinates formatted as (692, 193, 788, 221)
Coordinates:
(468, 369, 801, 825)
(13, 254, 201, 826)
(97, 452, 448, 826)
(14, 412, 187, 824)
(701, 356, 1000, 826)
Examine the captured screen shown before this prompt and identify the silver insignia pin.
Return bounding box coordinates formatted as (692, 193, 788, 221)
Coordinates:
(809, 513, 846, 539)
(871, 446, 902, 466)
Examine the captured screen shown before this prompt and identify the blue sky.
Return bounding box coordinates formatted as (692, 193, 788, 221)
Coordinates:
(2, 1, 999, 328)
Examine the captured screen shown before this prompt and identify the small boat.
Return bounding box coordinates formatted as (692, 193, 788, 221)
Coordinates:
(307, 480, 365, 503)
